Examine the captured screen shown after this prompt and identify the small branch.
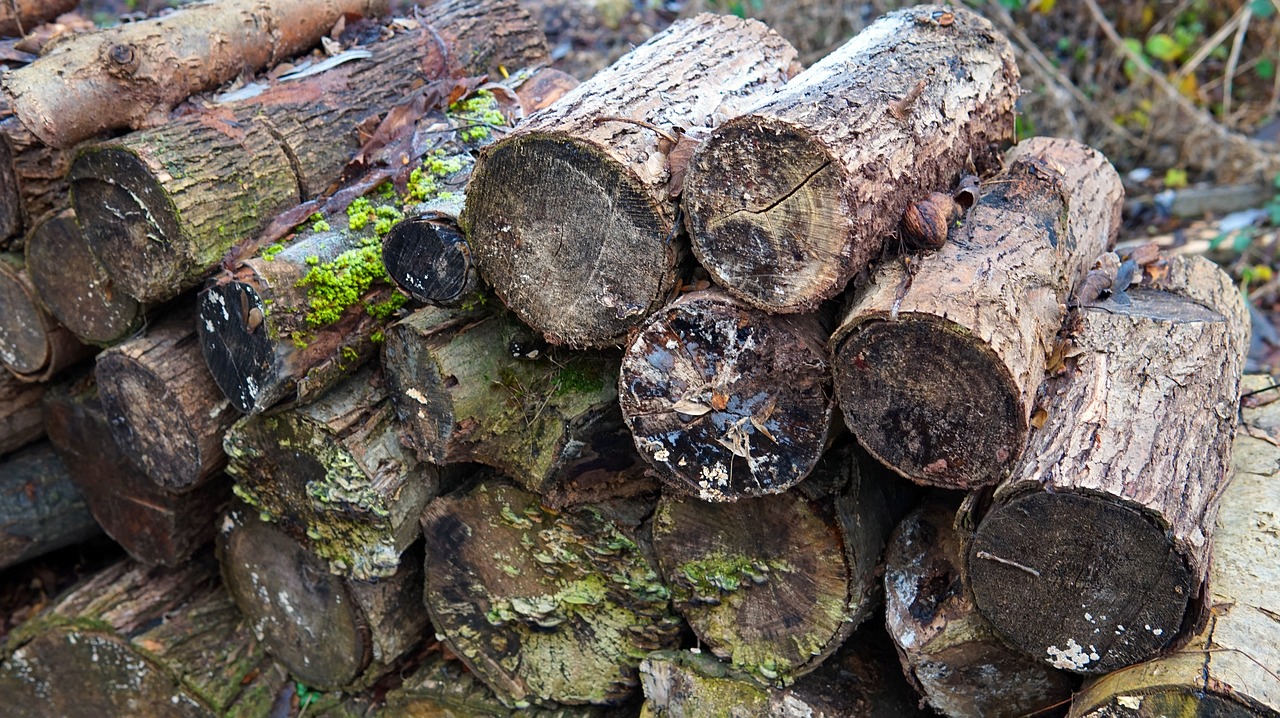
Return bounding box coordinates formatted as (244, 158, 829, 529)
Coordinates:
(889, 76, 929, 121)
(1221, 4, 1252, 123)
(975, 550, 1042, 577)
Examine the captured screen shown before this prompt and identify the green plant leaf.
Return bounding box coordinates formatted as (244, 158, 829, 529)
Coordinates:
(1252, 0, 1276, 19)
(1233, 231, 1255, 254)
(1258, 58, 1276, 80)
(1145, 34, 1182, 63)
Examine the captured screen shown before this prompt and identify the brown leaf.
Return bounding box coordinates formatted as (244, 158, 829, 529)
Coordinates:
(514, 68, 579, 113)
(671, 399, 712, 416)
(709, 391, 729, 411)
(665, 132, 702, 200)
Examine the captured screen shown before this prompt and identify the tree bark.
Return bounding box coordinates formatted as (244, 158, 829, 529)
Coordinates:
(1, 0, 391, 148)
(651, 442, 903, 687)
(95, 307, 236, 491)
(682, 5, 1019, 313)
(618, 288, 833, 501)
(0, 442, 100, 571)
(43, 373, 229, 567)
(965, 255, 1249, 674)
(383, 305, 651, 506)
(0, 116, 72, 248)
(223, 366, 435, 580)
(0, 252, 91, 381)
(460, 14, 799, 348)
(886, 497, 1075, 718)
(0, 0, 79, 38)
(639, 622, 933, 718)
(217, 502, 427, 691)
(830, 137, 1125, 489)
(1068, 374, 1280, 717)
(70, 0, 548, 305)
(0, 372, 44, 457)
(0, 555, 294, 717)
(420, 479, 683, 707)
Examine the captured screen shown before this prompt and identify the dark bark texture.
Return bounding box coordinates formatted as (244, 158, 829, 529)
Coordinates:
(0, 371, 44, 457)
(0, 442, 100, 571)
(0, 252, 91, 381)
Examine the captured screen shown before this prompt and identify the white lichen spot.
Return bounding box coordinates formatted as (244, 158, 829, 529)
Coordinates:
(1084, 612, 1093, 623)
(1151, 627, 1163, 636)
(652, 447, 670, 462)
(1116, 696, 1143, 709)
(405, 387, 430, 405)
(1045, 638, 1099, 671)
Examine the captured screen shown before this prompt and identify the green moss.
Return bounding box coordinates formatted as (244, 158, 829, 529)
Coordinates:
(370, 330, 385, 344)
(296, 237, 396, 329)
(404, 149, 467, 206)
(341, 346, 359, 363)
(553, 364, 606, 397)
(677, 554, 794, 598)
(448, 89, 507, 144)
(262, 242, 285, 261)
(309, 212, 331, 233)
(366, 293, 407, 321)
(346, 197, 373, 232)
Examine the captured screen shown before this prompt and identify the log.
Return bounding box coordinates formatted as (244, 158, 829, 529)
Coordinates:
(0, 372, 44, 457)
(1, 0, 391, 148)
(223, 366, 436, 580)
(682, 5, 1019, 313)
(650, 442, 903, 686)
(830, 137, 1125, 489)
(1067, 373, 1280, 717)
(96, 307, 236, 491)
(0, 252, 91, 381)
(25, 208, 145, 345)
(43, 374, 229, 567)
(383, 305, 651, 505)
(0, 442, 100, 571)
(618, 288, 833, 501)
(0, 116, 72, 247)
(0, 0, 78, 38)
(0, 555, 294, 717)
(885, 498, 1074, 718)
(639, 622, 932, 718)
(70, 0, 548, 305)
(421, 479, 683, 707)
(965, 255, 1249, 674)
(460, 14, 799, 347)
(217, 502, 427, 691)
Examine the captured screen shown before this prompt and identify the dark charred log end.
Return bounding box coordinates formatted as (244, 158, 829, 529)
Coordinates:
(684, 116, 847, 313)
(198, 281, 275, 414)
(26, 209, 144, 344)
(462, 133, 672, 347)
(0, 258, 50, 376)
(95, 352, 201, 491)
(382, 217, 473, 304)
(834, 316, 1023, 489)
(0, 128, 22, 240)
(968, 491, 1191, 674)
(69, 147, 183, 303)
(218, 505, 370, 690)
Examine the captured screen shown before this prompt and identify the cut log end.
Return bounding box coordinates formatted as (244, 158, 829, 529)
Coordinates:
(382, 216, 475, 304)
(26, 209, 143, 345)
(835, 315, 1023, 488)
(685, 117, 848, 312)
(0, 259, 49, 375)
(969, 491, 1191, 674)
(1075, 691, 1257, 717)
(463, 133, 672, 347)
(218, 506, 370, 690)
(95, 353, 201, 490)
(69, 147, 183, 302)
(199, 281, 275, 414)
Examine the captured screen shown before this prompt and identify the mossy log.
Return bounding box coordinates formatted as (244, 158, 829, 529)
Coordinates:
(2, 0, 390, 148)
(383, 305, 651, 506)
(70, 0, 548, 305)
(0, 116, 72, 247)
(0, 442, 100, 571)
(1068, 374, 1280, 717)
(639, 622, 932, 718)
(682, 5, 1019, 313)
(461, 14, 799, 348)
(25, 208, 146, 345)
(43, 374, 229, 567)
(0, 0, 78, 38)
(0, 372, 44, 457)
(0, 252, 91, 381)
(224, 366, 436, 579)
(217, 503, 427, 691)
(886, 498, 1074, 718)
(0, 555, 294, 717)
(831, 137, 1124, 489)
(965, 255, 1249, 674)
(96, 307, 237, 491)
(651, 442, 903, 686)
(618, 288, 833, 501)
(421, 479, 683, 707)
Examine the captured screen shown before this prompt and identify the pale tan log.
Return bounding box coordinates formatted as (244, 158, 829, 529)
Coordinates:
(1068, 374, 1280, 717)
(966, 255, 1249, 674)
(461, 14, 799, 347)
(682, 4, 1019, 313)
(831, 137, 1124, 489)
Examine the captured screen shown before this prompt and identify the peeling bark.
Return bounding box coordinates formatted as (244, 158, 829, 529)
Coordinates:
(683, 5, 1019, 313)
(966, 255, 1249, 674)
(831, 137, 1124, 489)
(0, 116, 73, 248)
(461, 14, 799, 347)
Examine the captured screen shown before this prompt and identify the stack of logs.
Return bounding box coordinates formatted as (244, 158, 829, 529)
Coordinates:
(0, 0, 1275, 716)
